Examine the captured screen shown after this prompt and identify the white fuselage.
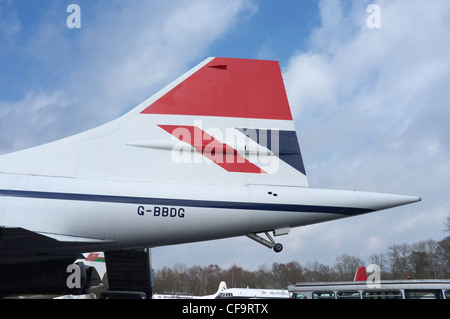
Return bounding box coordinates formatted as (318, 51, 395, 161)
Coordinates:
(0, 172, 419, 260)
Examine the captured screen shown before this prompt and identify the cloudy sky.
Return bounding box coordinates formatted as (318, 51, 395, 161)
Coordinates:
(1, 0, 449, 271)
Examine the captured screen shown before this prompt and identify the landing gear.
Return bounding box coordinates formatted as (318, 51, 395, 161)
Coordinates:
(246, 231, 284, 253)
(273, 243, 283, 253)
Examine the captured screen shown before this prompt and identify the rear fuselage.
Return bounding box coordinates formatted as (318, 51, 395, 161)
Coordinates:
(0, 173, 419, 263)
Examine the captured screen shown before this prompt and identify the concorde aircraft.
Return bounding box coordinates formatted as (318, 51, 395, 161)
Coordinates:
(0, 57, 420, 296)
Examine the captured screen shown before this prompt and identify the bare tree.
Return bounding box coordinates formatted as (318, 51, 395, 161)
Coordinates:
(369, 253, 389, 278)
(333, 254, 365, 281)
(271, 261, 304, 288)
(437, 236, 450, 278)
(304, 260, 336, 282)
(388, 243, 411, 279)
(410, 239, 441, 279)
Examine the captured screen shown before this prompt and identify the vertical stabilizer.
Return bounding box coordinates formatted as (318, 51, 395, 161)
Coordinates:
(0, 58, 308, 187)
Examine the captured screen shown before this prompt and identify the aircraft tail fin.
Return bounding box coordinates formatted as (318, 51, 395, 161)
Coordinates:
(354, 266, 368, 281)
(82, 252, 107, 282)
(0, 58, 308, 187)
(217, 281, 227, 294)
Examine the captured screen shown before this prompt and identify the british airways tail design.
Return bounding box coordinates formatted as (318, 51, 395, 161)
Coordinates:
(0, 57, 419, 296)
(0, 57, 307, 186)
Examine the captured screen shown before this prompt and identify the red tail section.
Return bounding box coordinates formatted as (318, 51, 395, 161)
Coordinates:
(354, 266, 367, 281)
(85, 253, 105, 263)
(141, 58, 293, 120)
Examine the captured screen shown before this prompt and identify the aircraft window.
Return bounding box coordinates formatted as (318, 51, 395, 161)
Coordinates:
(362, 290, 402, 299)
(312, 291, 335, 299)
(337, 291, 361, 299)
(405, 290, 443, 299)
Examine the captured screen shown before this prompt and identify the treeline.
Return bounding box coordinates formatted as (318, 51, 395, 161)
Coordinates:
(153, 236, 450, 295)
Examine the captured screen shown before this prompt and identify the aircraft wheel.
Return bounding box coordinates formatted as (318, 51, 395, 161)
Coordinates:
(273, 243, 283, 253)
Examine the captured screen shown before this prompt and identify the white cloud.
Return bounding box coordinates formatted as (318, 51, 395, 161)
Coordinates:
(284, 54, 338, 118)
(281, 0, 450, 264)
(285, 0, 450, 186)
(72, 0, 257, 119)
(0, 91, 70, 153)
(0, 0, 256, 154)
